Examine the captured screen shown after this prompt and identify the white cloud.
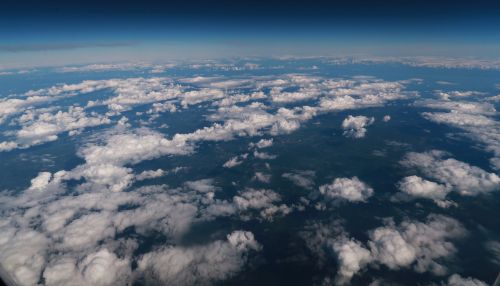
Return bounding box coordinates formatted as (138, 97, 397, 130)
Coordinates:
(282, 170, 316, 190)
(137, 230, 261, 285)
(136, 169, 165, 181)
(253, 150, 277, 160)
(332, 238, 372, 284)
(253, 172, 271, 183)
(0, 141, 18, 152)
(318, 177, 373, 203)
(443, 274, 488, 286)
(341, 115, 375, 138)
(368, 215, 465, 275)
(435, 90, 484, 101)
(43, 248, 131, 286)
(401, 150, 500, 195)
(303, 215, 466, 282)
(393, 175, 452, 207)
(249, 138, 273, 149)
(223, 153, 248, 168)
(15, 106, 111, 147)
(184, 179, 217, 193)
(383, 115, 391, 122)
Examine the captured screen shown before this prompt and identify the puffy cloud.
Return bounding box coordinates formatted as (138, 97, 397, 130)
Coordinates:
(43, 248, 131, 286)
(332, 238, 372, 284)
(422, 111, 496, 127)
(184, 179, 217, 193)
(0, 227, 49, 286)
(282, 170, 316, 190)
(368, 215, 466, 275)
(249, 138, 273, 149)
(383, 115, 391, 122)
(401, 150, 500, 195)
(204, 188, 292, 221)
(418, 98, 500, 170)
(253, 172, 271, 183)
(442, 274, 488, 286)
(393, 175, 452, 207)
(253, 150, 277, 160)
(0, 141, 18, 152)
(136, 169, 165, 181)
(304, 215, 466, 283)
(415, 100, 496, 115)
(1, 106, 111, 151)
(223, 153, 248, 168)
(137, 230, 261, 285)
(341, 115, 375, 138)
(318, 177, 373, 203)
(435, 90, 485, 101)
(485, 240, 500, 266)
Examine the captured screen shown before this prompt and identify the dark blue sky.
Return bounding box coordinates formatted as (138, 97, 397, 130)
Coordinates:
(1, 0, 500, 68)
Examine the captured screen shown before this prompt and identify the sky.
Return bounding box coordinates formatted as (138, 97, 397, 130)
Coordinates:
(1, 0, 500, 68)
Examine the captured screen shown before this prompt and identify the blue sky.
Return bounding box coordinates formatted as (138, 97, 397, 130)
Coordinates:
(1, 0, 500, 68)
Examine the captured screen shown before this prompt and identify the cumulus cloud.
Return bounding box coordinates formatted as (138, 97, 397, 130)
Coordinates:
(253, 172, 271, 183)
(253, 150, 277, 160)
(317, 177, 373, 203)
(441, 274, 488, 286)
(332, 238, 372, 284)
(368, 215, 466, 275)
(136, 169, 166, 181)
(303, 215, 466, 283)
(341, 115, 375, 138)
(392, 175, 453, 207)
(43, 248, 131, 286)
(137, 231, 261, 285)
(184, 179, 218, 193)
(223, 153, 248, 168)
(401, 150, 500, 196)
(249, 138, 273, 149)
(282, 170, 316, 190)
(0, 71, 430, 285)
(383, 115, 391, 122)
(204, 188, 292, 221)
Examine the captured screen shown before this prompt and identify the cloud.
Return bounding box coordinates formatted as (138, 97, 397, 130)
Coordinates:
(442, 274, 488, 286)
(253, 172, 271, 183)
(401, 150, 500, 195)
(204, 188, 292, 221)
(341, 115, 375, 138)
(392, 175, 453, 207)
(0, 72, 431, 285)
(184, 179, 218, 193)
(43, 248, 132, 286)
(332, 238, 372, 284)
(136, 169, 166, 181)
(137, 230, 261, 285)
(253, 150, 277, 160)
(13, 106, 111, 148)
(368, 215, 466, 275)
(248, 138, 273, 149)
(383, 115, 391, 122)
(282, 170, 316, 190)
(317, 177, 373, 203)
(223, 153, 248, 168)
(303, 215, 466, 283)
(434, 90, 485, 101)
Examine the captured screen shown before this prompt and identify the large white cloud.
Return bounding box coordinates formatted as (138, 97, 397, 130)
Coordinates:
(392, 175, 453, 207)
(401, 150, 500, 195)
(303, 215, 466, 283)
(137, 230, 261, 285)
(318, 177, 373, 203)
